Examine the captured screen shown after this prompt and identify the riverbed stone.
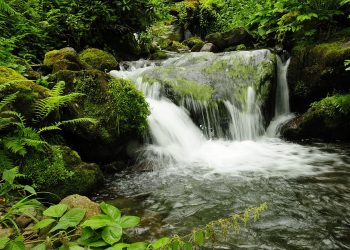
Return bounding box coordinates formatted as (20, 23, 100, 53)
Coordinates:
(60, 194, 101, 220)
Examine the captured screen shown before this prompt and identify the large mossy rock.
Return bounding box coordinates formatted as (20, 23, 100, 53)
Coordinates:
(79, 48, 118, 72)
(60, 194, 101, 220)
(49, 70, 149, 163)
(288, 42, 350, 112)
(0, 67, 49, 120)
(205, 28, 254, 52)
(282, 94, 350, 141)
(44, 48, 85, 73)
(23, 146, 103, 198)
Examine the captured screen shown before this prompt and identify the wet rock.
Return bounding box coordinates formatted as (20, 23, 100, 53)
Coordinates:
(183, 36, 205, 52)
(60, 194, 101, 220)
(200, 43, 217, 52)
(282, 94, 350, 141)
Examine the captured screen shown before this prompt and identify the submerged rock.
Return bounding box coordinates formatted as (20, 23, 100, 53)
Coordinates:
(288, 42, 350, 112)
(205, 28, 254, 51)
(79, 48, 119, 72)
(282, 94, 350, 141)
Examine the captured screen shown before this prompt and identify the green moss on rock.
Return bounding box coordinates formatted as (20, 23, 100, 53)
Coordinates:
(0, 66, 27, 84)
(282, 94, 350, 141)
(183, 37, 205, 52)
(23, 146, 103, 198)
(150, 51, 168, 60)
(288, 41, 350, 112)
(79, 48, 118, 72)
(44, 48, 84, 73)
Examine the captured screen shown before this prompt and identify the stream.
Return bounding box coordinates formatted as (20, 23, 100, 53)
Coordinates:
(93, 51, 350, 249)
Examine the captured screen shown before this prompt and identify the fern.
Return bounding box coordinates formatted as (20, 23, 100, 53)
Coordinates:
(60, 117, 97, 126)
(0, 0, 16, 15)
(0, 150, 14, 171)
(34, 81, 84, 121)
(0, 92, 18, 111)
(38, 125, 62, 134)
(0, 83, 10, 92)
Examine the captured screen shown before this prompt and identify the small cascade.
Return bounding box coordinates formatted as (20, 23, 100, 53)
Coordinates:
(266, 56, 295, 137)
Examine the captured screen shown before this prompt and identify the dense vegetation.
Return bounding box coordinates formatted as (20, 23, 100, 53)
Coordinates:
(0, 0, 350, 249)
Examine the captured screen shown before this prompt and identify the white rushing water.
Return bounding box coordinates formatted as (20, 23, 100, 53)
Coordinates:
(110, 52, 342, 177)
(266, 56, 295, 137)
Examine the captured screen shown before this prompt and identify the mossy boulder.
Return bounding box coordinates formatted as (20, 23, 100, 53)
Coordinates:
(50, 70, 149, 162)
(282, 94, 350, 141)
(44, 48, 85, 73)
(23, 146, 103, 198)
(0, 66, 27, 84)
(0, 67, 49, 119)
(183, 36, 205, 52)
(288, 42, 350, 113)
(205, 28, 254, 51)
(79, 48, 118, 72)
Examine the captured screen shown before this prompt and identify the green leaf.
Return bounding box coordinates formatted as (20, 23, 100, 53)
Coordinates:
(23, 185, 36, 195)
(106, 243, 130, 250)
(0, 237, 10, 249)
(31, 243, 46, 250)
(120, 216, 140, 228)
(193, 230, 204, 246)
(151, 237, 171, 249)
(102, 225, 123, 245)
(88, 241, 109, 247)
(127, 242, 148, 250)
(2, 167, 19, 184)
(43, 204, 68, 218)
(184, 242, 193, 250)
(4, 240, 25, 250)
(78, 227, 96, 245)
(49, 208, 86, 233)
(33, 219, 56, 230)
(82, 214, 115, 229)
(100, 202, 121, 221)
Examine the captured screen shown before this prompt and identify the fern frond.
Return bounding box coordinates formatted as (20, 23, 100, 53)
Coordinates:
(38, 125, 62, 134)
(0, 117, 15, 130)
(0, 92, 18, 111)
(22, 138, 48, 149)
(35, 93, 84, 121)
(49, 81, 66, 97)
(0, 0, 16, 15)
(1, 110, 26, 125)
(60, 117, 97, 126)
(3, 137, 27, 156)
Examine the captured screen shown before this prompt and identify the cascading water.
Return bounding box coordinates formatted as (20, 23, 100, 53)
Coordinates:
(104, 51, 350, 249)
(266, 56, 295, 137)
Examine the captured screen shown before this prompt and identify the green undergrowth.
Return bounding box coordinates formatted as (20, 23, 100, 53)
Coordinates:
(311, 94, 350, 117)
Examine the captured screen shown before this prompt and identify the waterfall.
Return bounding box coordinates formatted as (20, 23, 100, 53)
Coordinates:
(266, 56, 295, 137)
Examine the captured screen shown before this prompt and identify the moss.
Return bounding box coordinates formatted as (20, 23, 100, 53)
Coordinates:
(0, 66, 27, 84)
(150, 51, 168, 60)
(282, 94, 350, 141)
(164, 79, 214, 102)
(23, 146, 103, 198)
(109, 78, 150, 135)
(166, 41, 189, 52)
(79, 48, 118, 72)
(313, 42, 350, 65)
(44, 49, 81, 67)
(183, 36, 205, 52)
